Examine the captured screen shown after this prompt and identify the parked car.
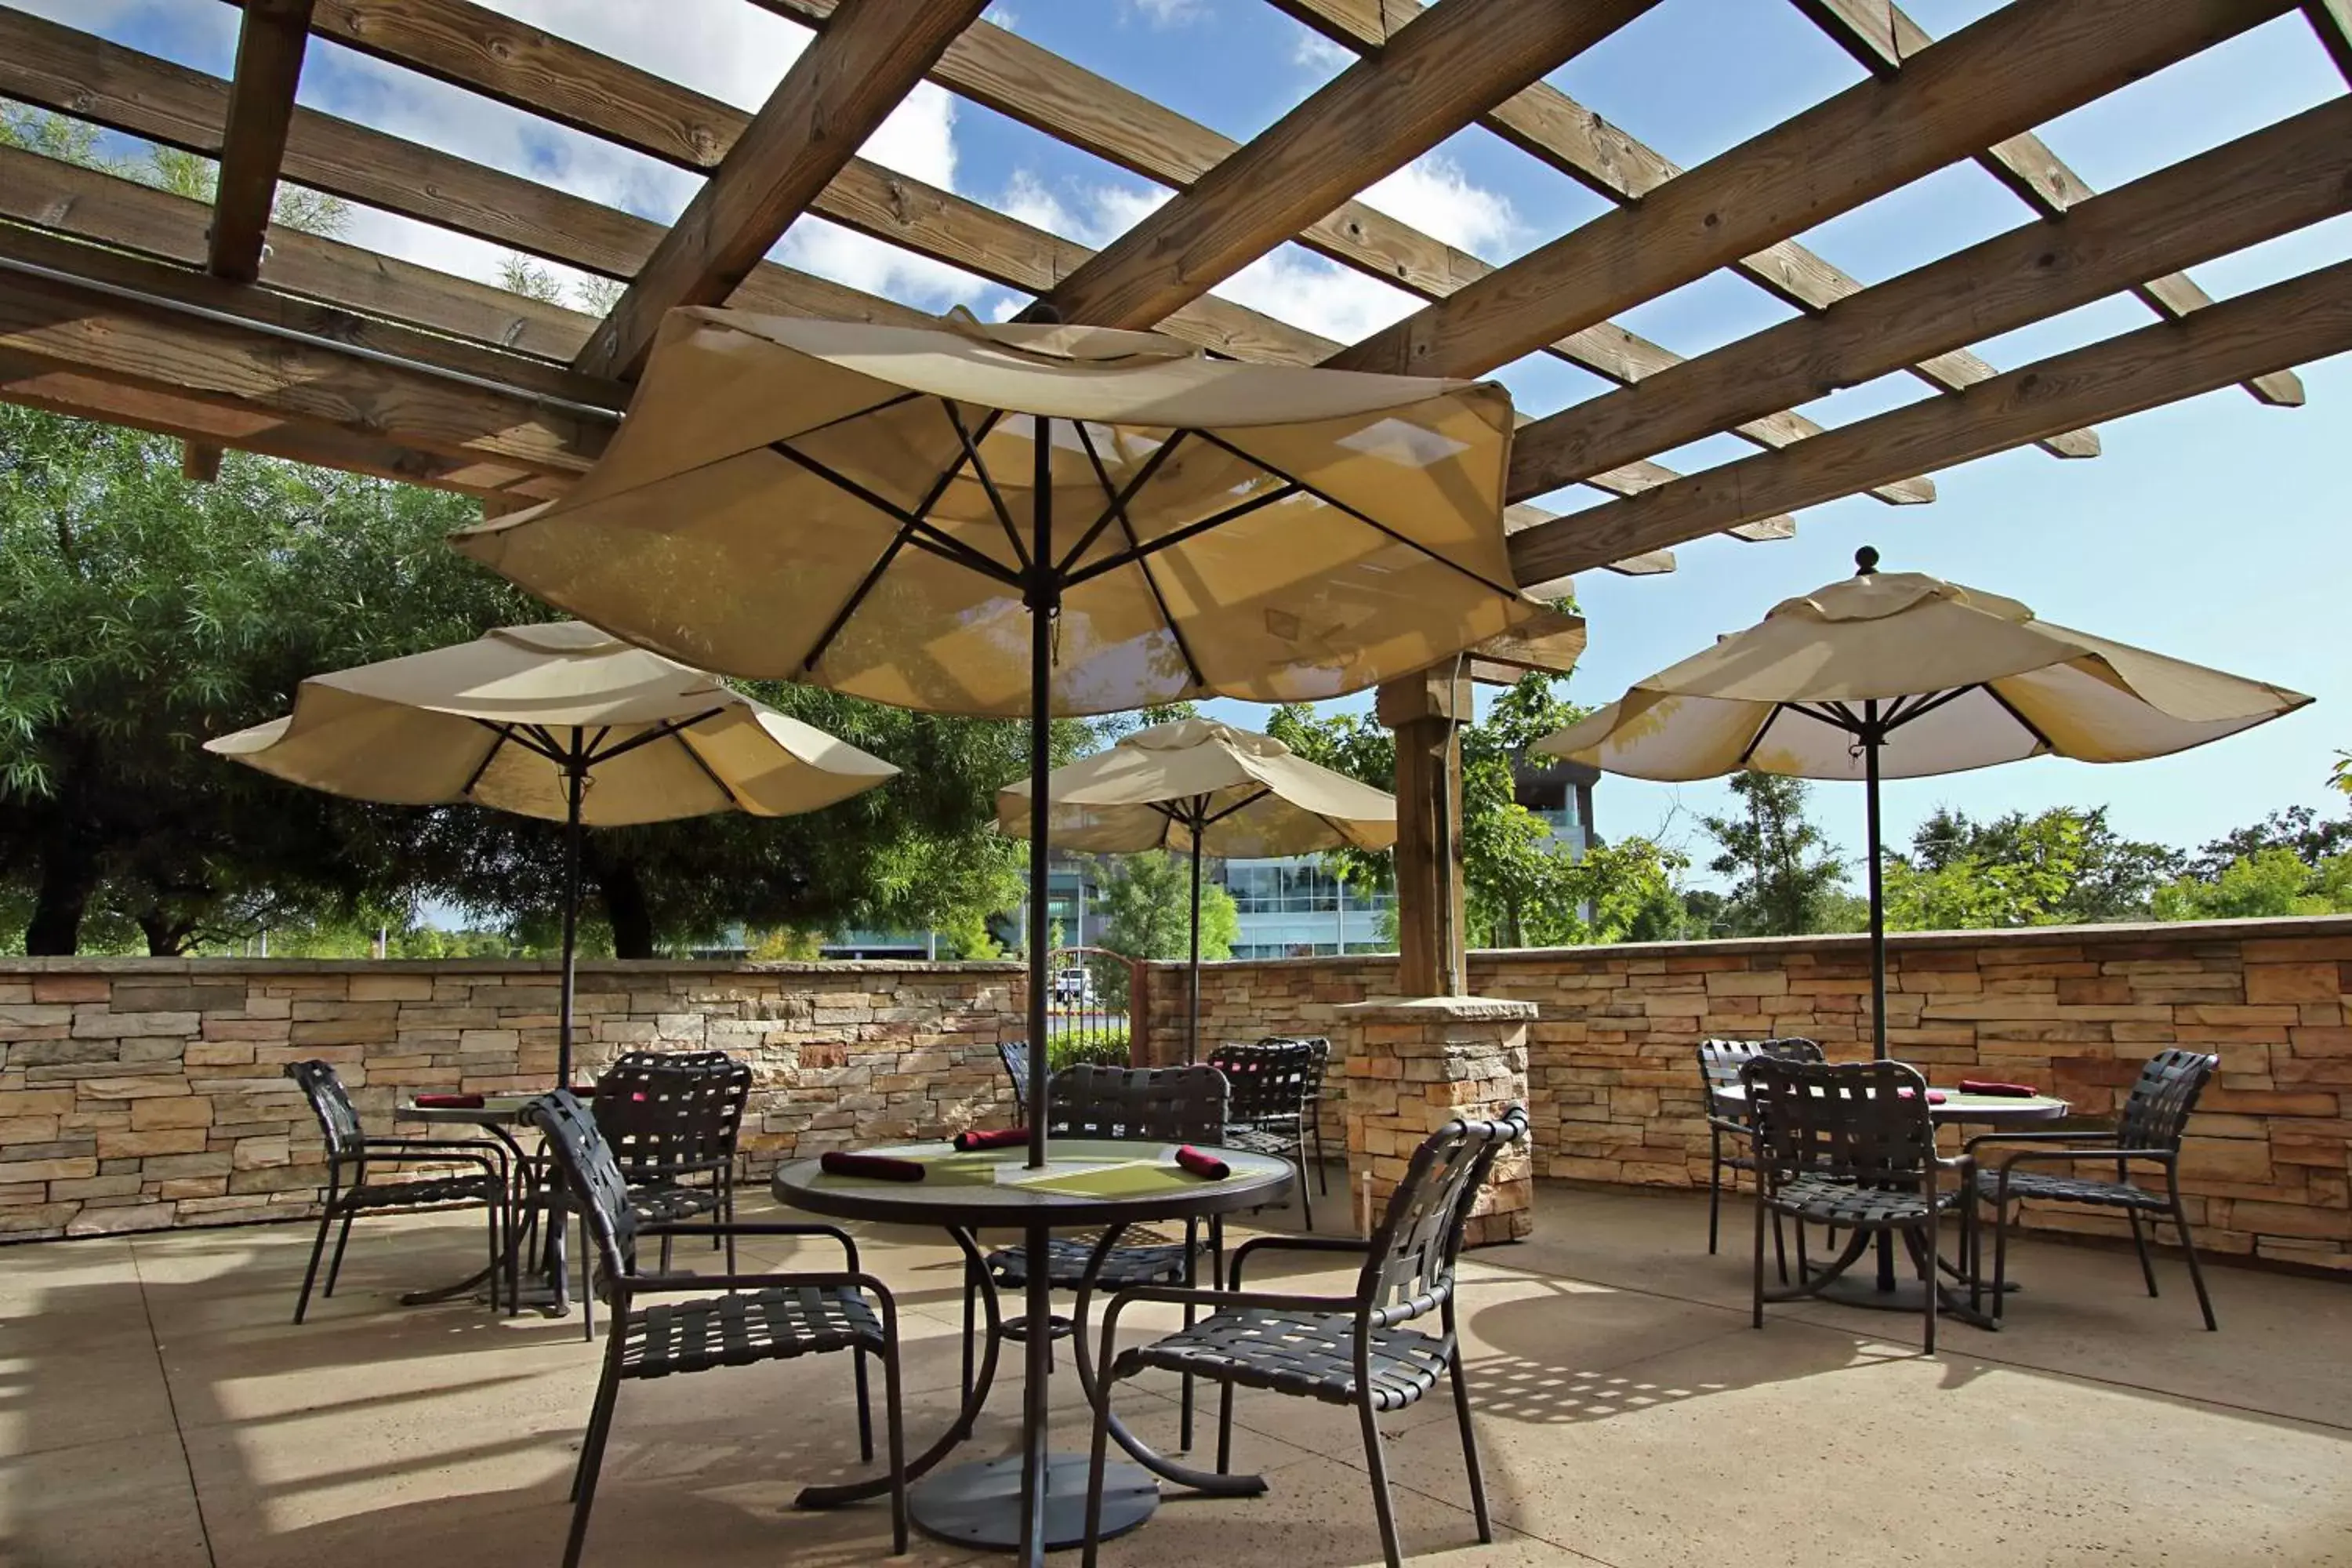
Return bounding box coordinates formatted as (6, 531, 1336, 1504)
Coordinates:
(1051, 967, 1096, 1005)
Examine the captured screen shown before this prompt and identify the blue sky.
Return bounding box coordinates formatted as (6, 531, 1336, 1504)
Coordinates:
(26, 0, 2352, 884)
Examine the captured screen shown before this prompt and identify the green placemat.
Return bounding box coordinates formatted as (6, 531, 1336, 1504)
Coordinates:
(1004, 1160, 1199, 1199)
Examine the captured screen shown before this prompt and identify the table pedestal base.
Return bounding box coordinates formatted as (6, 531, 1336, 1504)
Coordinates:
(911, 1454, 1155, 1552)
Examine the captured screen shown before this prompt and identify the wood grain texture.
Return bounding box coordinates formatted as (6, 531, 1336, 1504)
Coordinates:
(1332, 0, 2293, 387)
(0, 236, 610, 476)
(209, 0, 314, 282)
(1794, 0, 2303, 408)
(1040, 0, 1657, 328)
(574, 0, 989, 379)
(2307, 0, 2352, 82)
(1509, 96, 2352, 498)
(1508, 257, 2352, 585)
(1267, 0, 2067, 462)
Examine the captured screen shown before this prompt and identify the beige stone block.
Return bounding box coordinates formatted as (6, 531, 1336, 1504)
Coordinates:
(2245, 964, 2343, 1004)
(0, 1004, 74, 1028)
(350, 975, 436, 1002)
(232, 1135, 291, 1170)
(31, 977, 111, 1003)
(66, 1202, 175, 1235)
(75, 1076, 188, 1101)
(0, 1115, 60, 1142)
(129, 1095, 212, 1130)
(97, 1127, 208, 1158)
(0, 1156, 96, 1181)
(71, 1010, 200, 1040)
(0, 1089, 76, 1117)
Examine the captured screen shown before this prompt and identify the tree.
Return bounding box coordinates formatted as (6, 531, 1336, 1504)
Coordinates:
(1884, 805, 2182, 931)
(1699, 771, 1851, 936)
(1098, 851, 1240, 964)
(2184, 803, 2352, 882)
(2154, 848, 2352, 921)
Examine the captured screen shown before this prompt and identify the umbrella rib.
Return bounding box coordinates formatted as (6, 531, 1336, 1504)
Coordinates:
(1069, 420, 1206, 691)
(670, 728, 751, 813)
(1979, 682, 2058, 753)
(767, 439, 1025, 588)
(940, 400, 1030, 574)
(1879, 685, 1977, 733)
(1736, 706, 1789, 768)
(1200, 786, 1273, 827)
(1062, 485, 1303, 590)
(1051, 427, 1193, 579)
(583, 709, 727, 768)
(460, 720, 519, 797)
(1187, 430, 1527, 602)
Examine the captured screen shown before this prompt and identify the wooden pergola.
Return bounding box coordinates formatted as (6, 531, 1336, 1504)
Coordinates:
(4, 0, 2348, 993)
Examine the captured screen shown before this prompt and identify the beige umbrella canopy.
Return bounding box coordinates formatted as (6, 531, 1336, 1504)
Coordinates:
(996, 717, 1396, 1061)
(209, 621, 898, 1076)
(449, 305, 1532, 1173)
(1539, 547, 2311, 1057)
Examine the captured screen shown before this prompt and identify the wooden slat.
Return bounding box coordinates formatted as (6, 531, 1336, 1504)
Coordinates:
(1509, 95, 2352, 498)
(2309, 0, 2352, 80)
(1334, 0, 2292, 387)
(1794, 0, 2304, 408)
(1265, 0, 2087, 462)
(209, 0, 315, 283)
(572, 0, 989, 379)
(0, 240, 610, 477)
(1508, 257, 2352, 585)
(734, 0, 1918, 500)
(1040, 0, 1658, 328)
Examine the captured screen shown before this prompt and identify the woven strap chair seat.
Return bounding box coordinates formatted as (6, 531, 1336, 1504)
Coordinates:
(1113, 1306, 1449, 1413)
(619, 1285, 882, 1379)
(347, 1172, 501, 1209)
(627, 1181, 722, 1226)
(1976, 1170, 2171, 1210)
(1766, 1174, 1960, 1229)
(985, 1234, 1193, 1291)
(1221, 1123, 1301, 1157)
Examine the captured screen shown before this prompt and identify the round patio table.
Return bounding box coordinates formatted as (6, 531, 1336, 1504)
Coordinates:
(401, 1094, 571, 1313)
(1714, 1083, 2068, 1326)
(772, 1138, 1293, 1563)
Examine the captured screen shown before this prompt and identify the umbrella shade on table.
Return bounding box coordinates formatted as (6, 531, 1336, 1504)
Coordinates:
(996, 717, 1396, 1060)
(208, 621, 899, 1076)
(1537, 549, 2311, 1055)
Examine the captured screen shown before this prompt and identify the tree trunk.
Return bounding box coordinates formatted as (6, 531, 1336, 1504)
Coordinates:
(25, 833, 98, 956)
(136, 909, 195, 957)
(601, 855, 656, 959)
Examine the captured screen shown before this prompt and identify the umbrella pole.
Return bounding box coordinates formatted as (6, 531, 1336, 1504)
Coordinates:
(1187, 812, 1203, 1065)
(559, 730, 585, 1087)
(1025, 426, 1054, 1174)
(1863, 699, 1888, 1062)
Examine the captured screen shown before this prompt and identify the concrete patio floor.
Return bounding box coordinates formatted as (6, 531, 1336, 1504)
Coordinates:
(2, 1180, 2347, 1568)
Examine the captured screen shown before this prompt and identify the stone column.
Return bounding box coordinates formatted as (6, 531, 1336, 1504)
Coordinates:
(1336, 996, 1535, 1247)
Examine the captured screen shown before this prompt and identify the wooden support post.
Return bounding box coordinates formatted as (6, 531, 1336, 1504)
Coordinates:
(1377, 660, 1472, 999)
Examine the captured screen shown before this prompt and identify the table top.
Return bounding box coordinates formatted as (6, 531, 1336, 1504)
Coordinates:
(772, 1138, 1294, 1229)
(1711, 1083, 2069, 1125)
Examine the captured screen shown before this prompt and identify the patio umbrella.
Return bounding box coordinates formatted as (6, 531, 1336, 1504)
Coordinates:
(450, 306, 1534, 1166)
(995, 717, 1397, 1062)
(206, 620, 899, 1081)
(1536, 547, 2310, 1058)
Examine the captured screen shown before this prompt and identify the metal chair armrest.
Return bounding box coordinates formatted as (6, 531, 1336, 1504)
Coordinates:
(637, 1219, 860, 1270)
(1986, 1146, 2176, 1172)
(1962, 1127, 2114, 1152)
(1229, 1233, 1368, 1287)
(615, 1268, 894, 1303)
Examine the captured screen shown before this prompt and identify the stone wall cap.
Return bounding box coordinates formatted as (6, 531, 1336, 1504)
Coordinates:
(1335, 996, 1538, 1022)
(0, 956, 1025, 977)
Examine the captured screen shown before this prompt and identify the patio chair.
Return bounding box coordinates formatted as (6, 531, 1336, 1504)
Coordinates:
(1078, 1105, 1530, 1568)
(1205, 1036, 1328, 1229)
(1697, 1036, 1825, 1254)
(1969, 1048, 2220, 1330)
(523, 1089, 906, 1568)
(997, 1037, 1032, 1118)
(589, 1049, 751, 1272)
(963, 1063, 1229, 1446)
(1742, 1057, 1969, 1353)
(283, 1060, 508, 1325)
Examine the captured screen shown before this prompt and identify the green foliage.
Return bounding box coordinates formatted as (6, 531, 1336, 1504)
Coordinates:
(2, 107, 349, 235)
(496, 253, 622, 316)
(2153, 848, 2352, 921)
(2183, 802, 2352, 882)
(1882, 806, 2181, 931)
(1046, 1025, 1131, 1073)
(1098, 851, 1238, 962)
(1699, 771, 1852, 936)
(938, 906, 1005, 960)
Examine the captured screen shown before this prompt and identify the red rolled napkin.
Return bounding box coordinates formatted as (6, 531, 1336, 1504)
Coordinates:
(412, 1093, 484, 1109)
(567, 1084, 597, 1098)
(1174, 1145, 1230, 1181)
(1895, 1087, 1948, 1105)
(953, 1127, 1029, 1152)
(1958, 1079, 2038, 1098)
(820, 1150, 926, 1182)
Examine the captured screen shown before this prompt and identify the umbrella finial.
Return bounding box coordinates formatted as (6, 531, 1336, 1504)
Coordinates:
(1854, 545, 1880, 577)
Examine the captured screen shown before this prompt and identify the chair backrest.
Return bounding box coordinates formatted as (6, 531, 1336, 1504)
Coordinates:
(1741, 1057, 1934, 1189)
(1045, 1064, 1227, 1145)
(591, 1051, 750, 1181)
(523, 1089, 637, 1297)
(1697, 1037, 1824, 1102)
(1355, 1106, 1529, 1327)
(1203, 1038, 1319, 1126)
(999, 1039, 1032, 1116)
(2116, 1049, 2219, 1152)
(1257, 1036, 1333, 1097)
(285, 1060, 365, 1163)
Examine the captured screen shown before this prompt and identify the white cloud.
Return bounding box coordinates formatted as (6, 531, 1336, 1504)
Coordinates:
(1357, 154, 1523, 260)
(1291, 30, 1355, 74)
(1215, 247, 1421, 343)
(1127, 0, 1204, 25)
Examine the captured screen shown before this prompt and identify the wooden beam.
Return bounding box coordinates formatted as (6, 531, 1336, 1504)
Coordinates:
(572, 0, 988, 379)
(1265, 0, 2079, 463)
(1794, 0, 2304, 408)
(725, 1, 1920, 501)
(1377, 664, 1472, 997)
(1040, 0, 1657, 329)
(209, 0, 315, 283)
(1507, 256, 2352, 585)
(1330, 0, 2290, 387)
(2308, 0, 2352, 81)
(1509, 95, 2352, 499)
(0, 244, 610, 478)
